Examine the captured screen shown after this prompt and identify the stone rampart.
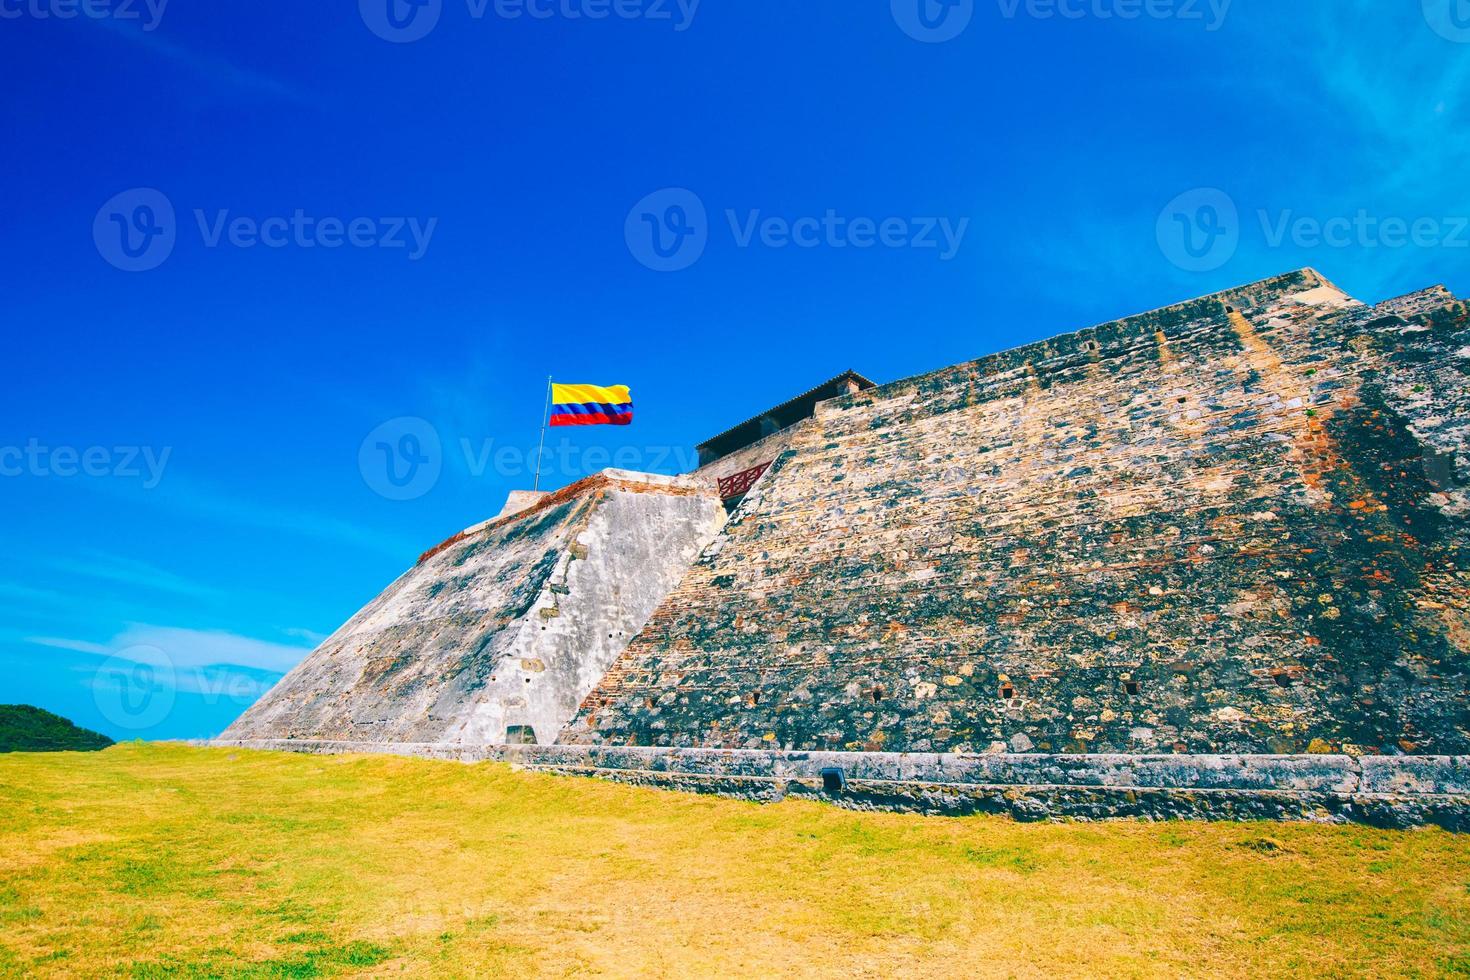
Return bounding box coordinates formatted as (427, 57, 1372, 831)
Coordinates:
(565, 270, 1470, 756)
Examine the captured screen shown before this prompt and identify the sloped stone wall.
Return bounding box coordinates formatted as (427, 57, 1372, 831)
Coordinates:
(565, 270, 1470, 756)
(224, 472, 724, 744)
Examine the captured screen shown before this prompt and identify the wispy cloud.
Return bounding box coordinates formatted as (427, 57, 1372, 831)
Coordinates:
(177, 482, 417, 557)
(42, 551, 229, 603)
(1248, 4, 1470, 198)
(0, 578, 183, 637)
(25, 636, 113, 656)
(280, 626, 329, 645)
(0, 581, 73, 606)
(28, 626, 307, 735)
(1, 550, 341, 645)
(83, 16, 313, 105)
(170, 663, 281, 700)
(29, 623, 313, 674)
(1268, 7, 1470, 297)
(100, 474, 419, 560)
(83, 657, 283, 722)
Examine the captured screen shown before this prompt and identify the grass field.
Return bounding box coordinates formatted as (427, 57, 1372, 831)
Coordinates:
(0, 744, 1467, 978)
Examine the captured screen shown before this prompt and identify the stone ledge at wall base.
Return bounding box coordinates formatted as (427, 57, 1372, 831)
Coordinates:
(200, 740, 1470, 831)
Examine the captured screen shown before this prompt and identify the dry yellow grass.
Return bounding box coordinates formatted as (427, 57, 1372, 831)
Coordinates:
(1, 743, 1468, 978)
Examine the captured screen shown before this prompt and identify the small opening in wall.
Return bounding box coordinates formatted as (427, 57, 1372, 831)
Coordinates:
(525, 677, 532, 684)
(870, 686, 884, 703)
(1000, 685, 1016, 700)
(820, 767, 848, 793)
(751, 692, 761, 706)
(1274, 673, 1294, 688)
(1124, 681, 1140, 696)
(1177, 397, 1187, 404)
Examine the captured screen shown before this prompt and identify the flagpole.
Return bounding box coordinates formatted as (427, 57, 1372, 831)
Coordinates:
(533, 375, 552, 493)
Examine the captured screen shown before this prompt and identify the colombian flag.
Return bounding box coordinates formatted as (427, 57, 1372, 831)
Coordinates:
(550, 383, 634, 427)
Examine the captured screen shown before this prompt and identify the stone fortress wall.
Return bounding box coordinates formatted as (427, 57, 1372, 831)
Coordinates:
(563, 270, 1470, 757)
(221, 269, 1470, 824)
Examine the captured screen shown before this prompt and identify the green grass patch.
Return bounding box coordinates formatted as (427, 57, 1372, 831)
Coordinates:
(0, 743, 1467, 977)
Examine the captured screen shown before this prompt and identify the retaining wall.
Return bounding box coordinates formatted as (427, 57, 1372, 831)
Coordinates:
(206, 739, 1470, 830)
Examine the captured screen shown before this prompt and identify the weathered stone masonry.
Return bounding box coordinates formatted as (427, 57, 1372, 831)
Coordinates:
(224, 471, 725, 746)
(564, 270, 1470, 758)
(222, 269, 1470, 823)
(206, 739, 1470, 831)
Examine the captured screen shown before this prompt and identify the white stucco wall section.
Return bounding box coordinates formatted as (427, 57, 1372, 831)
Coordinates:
(458, 480, 726, 745)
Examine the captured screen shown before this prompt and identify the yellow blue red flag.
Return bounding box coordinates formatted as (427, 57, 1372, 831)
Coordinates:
(550, 383, 633, 427)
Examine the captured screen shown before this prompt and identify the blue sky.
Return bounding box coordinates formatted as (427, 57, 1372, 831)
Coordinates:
(3, 0, 1467, 740)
